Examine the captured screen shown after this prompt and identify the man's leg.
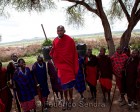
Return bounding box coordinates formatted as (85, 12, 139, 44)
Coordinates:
(101, 85, 106, 103)
(120, 79, 126, 106)
(69, 88, 73, 100)
(62, 90, 68, 110)
(116, 76, 126, 105)
(60, 91, 64, 100)
(92, 85, 97, 102)
(107, 90, 111, 103)
(67, 88, 74, 110)
(80, 92, 84, 99)
(87, 83, 94, 99)
(64, 90, 68, 101)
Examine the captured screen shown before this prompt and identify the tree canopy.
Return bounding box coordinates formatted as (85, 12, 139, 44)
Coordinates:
(0, 0, 140, 54)
(0, 0, 55, 16)
(108, 0, 140, 48)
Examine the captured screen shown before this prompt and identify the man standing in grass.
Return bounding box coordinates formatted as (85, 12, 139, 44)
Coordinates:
(50, 25, 79, 110)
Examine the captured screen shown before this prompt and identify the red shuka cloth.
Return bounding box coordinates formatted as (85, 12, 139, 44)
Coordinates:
(85, 57, 97, 86)
(50, 34, 79, 84)
(85, 66, 97, 86)
(0, 99, 5, 112)
(0, 68, 10, 111)
(99, 78, 112, 90)
(20, 99, 36, 111)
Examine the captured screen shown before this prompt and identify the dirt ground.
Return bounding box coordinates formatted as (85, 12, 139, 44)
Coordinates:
(44, 80, 140, 112)
(11, 80, 140, 112)
(11, 65, 140, 112)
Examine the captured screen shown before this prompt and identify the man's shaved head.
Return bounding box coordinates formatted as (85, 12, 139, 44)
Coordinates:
(57, 25, 65, 30)
(57, 25, 66, 38)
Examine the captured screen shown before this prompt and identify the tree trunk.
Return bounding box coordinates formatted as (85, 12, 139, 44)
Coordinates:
(101, 17, 115, 56)
(96, 0, 115, 56)
(120, 28, 132, 49)
(120, 17, 139, 49)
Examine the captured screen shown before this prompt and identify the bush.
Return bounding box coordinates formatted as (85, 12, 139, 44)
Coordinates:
(129, 37, 140, 50)
(42, 39, 52, 47)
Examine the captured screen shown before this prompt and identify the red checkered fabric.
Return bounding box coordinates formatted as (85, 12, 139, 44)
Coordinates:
(111, 52, 128, 77)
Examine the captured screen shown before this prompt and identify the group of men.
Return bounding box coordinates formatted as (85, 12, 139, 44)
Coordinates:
(0, 25, 140, 112)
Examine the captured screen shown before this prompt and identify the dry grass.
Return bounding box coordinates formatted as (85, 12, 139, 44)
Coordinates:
(0, 36, 140, 62)
(0, 44, 41, 62)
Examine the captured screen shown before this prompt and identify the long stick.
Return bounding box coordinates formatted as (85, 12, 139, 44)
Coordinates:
(13, 90, 21, 112)
(41, 24, 47, 40)
(47, 61, 56, 103)
(108, 82, 117, 112)
(12, 80, 22, 112)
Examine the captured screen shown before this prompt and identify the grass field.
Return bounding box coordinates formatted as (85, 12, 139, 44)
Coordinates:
(2, 56, 37, 67)
(1, 30, 140, 65)
(2, 48, 105, 68)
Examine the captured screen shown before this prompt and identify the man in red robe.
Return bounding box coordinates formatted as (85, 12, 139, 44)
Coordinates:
(125, 49, 139, 109)
(84, 48, 98, 102)
(98, 47, 113, 103)
(0, 98, 5, 112)
(111, 47, 128, 106)
(0, 62, 13, 112)
(50, 25, 79, 110)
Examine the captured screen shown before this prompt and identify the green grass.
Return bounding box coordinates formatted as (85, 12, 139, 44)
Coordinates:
(2, 48, 109, 67)
(92, 49, 99, 55)
(2, 55, 37, 67)
(23, 56, 37, 65)
(92, 48, 109, 56)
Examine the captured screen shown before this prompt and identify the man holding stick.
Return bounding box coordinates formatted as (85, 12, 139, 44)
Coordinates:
(7, 53, 21, 112)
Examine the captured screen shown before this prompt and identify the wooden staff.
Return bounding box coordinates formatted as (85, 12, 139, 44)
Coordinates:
(6, 63, 22, 112)
(41, 24, 57, 104)
(13, 87, 22, 112)
(46, 60, 57, 103)
(108, 81, 117, 112)
(41, 24, 47, 40)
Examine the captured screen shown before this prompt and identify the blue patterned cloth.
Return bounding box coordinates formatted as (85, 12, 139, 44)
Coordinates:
(61, 80, 76, 91)
(13, 67, 37, 102)
(32, 62, 50, 97)
(75, 56, 86, 93)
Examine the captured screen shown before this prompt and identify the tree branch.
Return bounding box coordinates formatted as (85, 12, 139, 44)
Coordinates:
(136, 8, 140, 20)
(118, 0, 130, 22)
(67, 3, 78, 10)
(64, 0, 99, 16)
(131, 0, 140, 17)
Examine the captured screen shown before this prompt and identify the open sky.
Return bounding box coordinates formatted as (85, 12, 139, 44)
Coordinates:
(0, 1, 140, 43)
